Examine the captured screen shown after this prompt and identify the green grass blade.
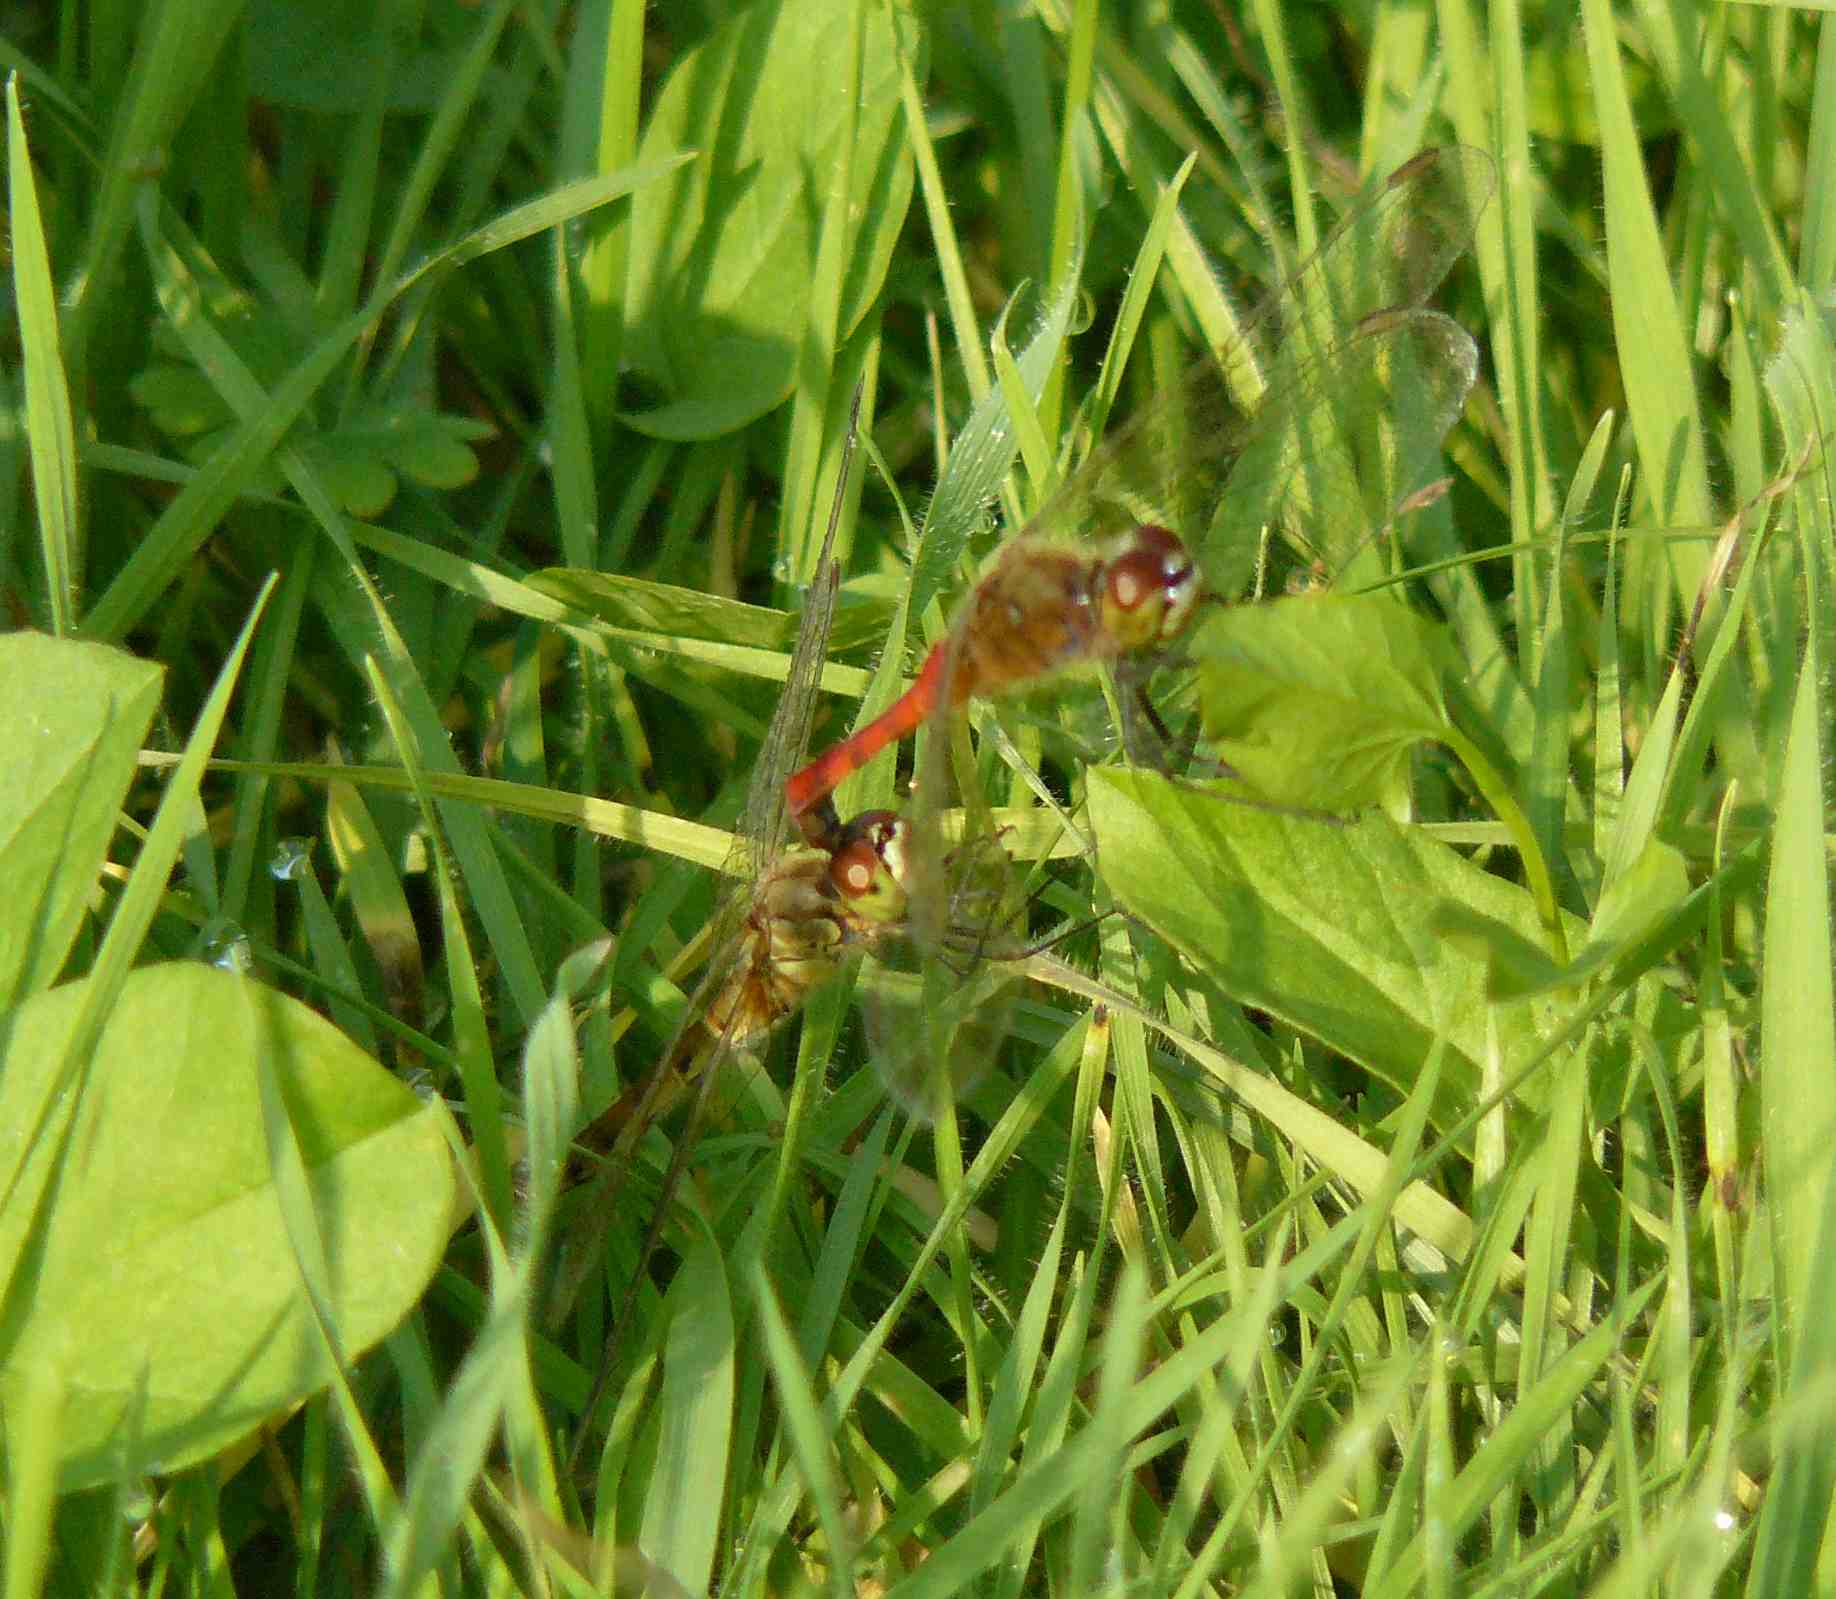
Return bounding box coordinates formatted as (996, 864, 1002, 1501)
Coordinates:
(8, 78, 81, 634)
(1581, 0, 1714, 596)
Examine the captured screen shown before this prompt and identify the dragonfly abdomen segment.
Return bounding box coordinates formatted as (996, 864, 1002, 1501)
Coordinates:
(780, 555, 1090, 834)
(784, 650, 949, 830)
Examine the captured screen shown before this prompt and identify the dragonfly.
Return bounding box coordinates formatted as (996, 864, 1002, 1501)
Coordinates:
(555, 396, 875, 1429)
(784, 146, 1495, 840)
(559, 398, 1031, 1466)
(561, 810, 1024, 1463)
(571, 806, 915, 1160)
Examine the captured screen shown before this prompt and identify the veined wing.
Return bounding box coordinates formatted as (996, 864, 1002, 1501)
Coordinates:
(858, 816, 1028, 1120)
(849, 648, 1044, 1121)
(1018, 146, 1493, 591)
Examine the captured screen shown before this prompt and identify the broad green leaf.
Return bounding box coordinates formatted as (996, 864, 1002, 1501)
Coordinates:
(133, 347, 493, 518)
(1433, 838, 1688, 1002)
(1088, 767, 1568, 1128)
(296, 409, 491, 516)
(1190, 591, 1456, 812)
(1430, 903, 1567, 1001)
(0, 963, 452, 1489)
(0, 635, 163, 1011)
(376, 413, 488, 491)
(620, 0, 918, 439)
(125, 361, 223, 435)
(305, 448, 395, 521)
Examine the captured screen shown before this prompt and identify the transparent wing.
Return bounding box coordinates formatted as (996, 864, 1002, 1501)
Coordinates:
(738, 381, 865, 864)
(1020, 146, 1492, 589)
(860, 948, 1018, 1122)
(568, 382, 861, 1184)
(856, 661, 1031, 1119)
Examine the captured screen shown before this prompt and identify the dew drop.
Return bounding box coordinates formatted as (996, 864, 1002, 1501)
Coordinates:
(269, 837, 312, 881)
(204, 926, 252, 974)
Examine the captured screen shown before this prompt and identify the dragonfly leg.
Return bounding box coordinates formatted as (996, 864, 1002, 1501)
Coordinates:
(1114, 659, 1194, 773)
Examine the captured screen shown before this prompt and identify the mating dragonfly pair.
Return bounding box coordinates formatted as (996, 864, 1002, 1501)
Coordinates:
(570, 142, 1495, 1404)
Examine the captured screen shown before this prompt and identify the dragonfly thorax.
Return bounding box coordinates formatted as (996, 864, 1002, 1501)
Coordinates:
(1099, 524, 1199, 651)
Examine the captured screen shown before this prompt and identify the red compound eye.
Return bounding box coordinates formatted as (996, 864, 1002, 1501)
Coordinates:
(1105, 524, 1192, 613)
(1105, 551, 1153, 614)
(829, 838, 883, 900)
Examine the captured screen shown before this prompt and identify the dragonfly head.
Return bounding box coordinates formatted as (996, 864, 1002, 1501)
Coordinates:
(1101, 524, 1200, 650)
(827, 809, 909, 926)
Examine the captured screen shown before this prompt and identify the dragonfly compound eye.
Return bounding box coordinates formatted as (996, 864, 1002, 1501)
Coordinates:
(1102, 524, 1199, 648)
(831, 840, 881, 900)
(828, 811, 910, 924)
